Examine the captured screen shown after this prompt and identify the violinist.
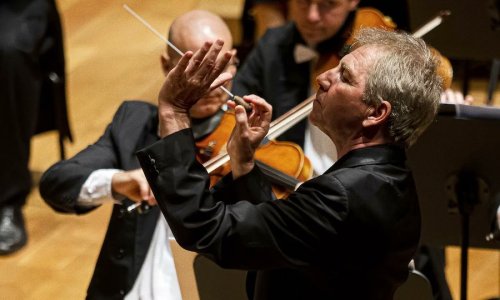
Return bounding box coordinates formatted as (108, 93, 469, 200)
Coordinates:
(233, 0, 362, 175)
(138, 27, 442, 300)
(245, 0, 410, 41)
(39, 10, 237, 299)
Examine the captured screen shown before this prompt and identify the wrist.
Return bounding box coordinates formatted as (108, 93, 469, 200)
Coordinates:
(231, 160, 255, 180)
(158, 105, 190, 137)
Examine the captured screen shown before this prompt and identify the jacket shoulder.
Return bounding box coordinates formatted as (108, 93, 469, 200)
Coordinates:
(260, 23, 295, 46)
(110, 100, 158, 128)
(115, 100, 157, 117)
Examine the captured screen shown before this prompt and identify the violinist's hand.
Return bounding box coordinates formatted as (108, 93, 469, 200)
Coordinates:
(111, 169, 157, 206)
(440, 89, 475, 105)
(157, 39, 233, 137)
(227, 95, 272, 179)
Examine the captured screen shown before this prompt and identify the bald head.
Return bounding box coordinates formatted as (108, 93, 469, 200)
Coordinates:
(168, 10, 233, 59)
(161, 10, 235, 119)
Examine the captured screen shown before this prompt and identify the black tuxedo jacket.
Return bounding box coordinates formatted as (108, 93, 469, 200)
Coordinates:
(138, 129, 421, 299)
(40, 101, 161, 299)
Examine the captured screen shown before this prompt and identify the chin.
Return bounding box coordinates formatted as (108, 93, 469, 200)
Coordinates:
(308, 113, 318, 127)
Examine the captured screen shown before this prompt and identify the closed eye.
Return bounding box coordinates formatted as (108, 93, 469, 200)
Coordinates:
(340, 63, 352, 84)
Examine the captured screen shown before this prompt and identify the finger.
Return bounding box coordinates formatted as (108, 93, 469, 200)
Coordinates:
(445, 89, 454, 103)
(234, 105, 250, 137)
(195, 39, 225, 81)
(464, 95, 474, 105)
(138, 180, 151, 202)
(170, 51, 193, 77)
(205, 50, 233, 84)
(454, 91, 465, 104)
(209, 71, 233, 91)
(185, 41, 212, 75)
(440, 92, 448, 103)
(243, 95, 272, 128)
(147, 189, 157, 206)
(227, 99, 236, 109)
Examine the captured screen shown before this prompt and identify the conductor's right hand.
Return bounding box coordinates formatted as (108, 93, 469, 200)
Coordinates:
(111, 169, 157, 206)
(157, 39, 233, 137)
(227, 95, 272, 179)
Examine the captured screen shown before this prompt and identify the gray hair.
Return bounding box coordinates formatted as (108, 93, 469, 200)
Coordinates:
(352, 28, 442, 147)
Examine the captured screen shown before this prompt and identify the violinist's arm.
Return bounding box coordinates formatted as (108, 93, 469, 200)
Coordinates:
(227, 94, 272, 179)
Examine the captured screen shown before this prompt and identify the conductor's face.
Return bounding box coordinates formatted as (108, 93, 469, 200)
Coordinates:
(310, 45, 378, 143)
(289, 0, 359, 47)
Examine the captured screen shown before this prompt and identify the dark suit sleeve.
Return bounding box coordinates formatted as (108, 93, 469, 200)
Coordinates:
(137, 129, 348, 270)
(39, 105, 127, 214)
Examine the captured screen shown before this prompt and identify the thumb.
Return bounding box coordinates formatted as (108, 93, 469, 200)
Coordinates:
(147, 189, 157, 206)
(209, 72, 233, 91)
(234, 105, 249, 135)
(138, 180, 151, 201)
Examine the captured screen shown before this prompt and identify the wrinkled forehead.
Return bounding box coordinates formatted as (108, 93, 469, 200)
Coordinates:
(342, 45, 383, 68)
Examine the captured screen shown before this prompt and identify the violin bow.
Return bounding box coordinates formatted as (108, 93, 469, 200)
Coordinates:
(412, 10, 451, 38)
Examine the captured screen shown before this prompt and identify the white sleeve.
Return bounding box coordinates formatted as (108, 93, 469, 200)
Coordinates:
(77, 169, 124, 207)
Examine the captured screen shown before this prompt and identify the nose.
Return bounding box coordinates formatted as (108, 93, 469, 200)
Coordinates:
(307, 3, 321, 23)
(316, 69, 333, 90)
(316, 71, 326, 84)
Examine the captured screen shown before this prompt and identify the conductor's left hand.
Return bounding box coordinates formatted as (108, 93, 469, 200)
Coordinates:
(227, 95, 272, 179)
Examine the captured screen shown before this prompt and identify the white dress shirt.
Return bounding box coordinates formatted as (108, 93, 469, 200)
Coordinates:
(303, 121, 337, 175)
(78, 170, 182, 300)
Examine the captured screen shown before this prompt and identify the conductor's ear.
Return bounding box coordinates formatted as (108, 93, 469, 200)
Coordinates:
(362, 100, 391, 128)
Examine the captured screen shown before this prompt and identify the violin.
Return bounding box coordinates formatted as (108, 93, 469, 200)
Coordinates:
(196, 110, 312, 199)
(312, 7, 453, 90)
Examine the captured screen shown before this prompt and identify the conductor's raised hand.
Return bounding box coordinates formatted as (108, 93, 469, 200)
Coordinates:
(227, 95, 272, 179)
(158, 39, 232, 112)
(157, 39, 233, 137)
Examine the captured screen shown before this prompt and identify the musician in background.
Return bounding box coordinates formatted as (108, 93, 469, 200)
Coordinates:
(39, 10, 236, 299)
(234, 0, 361, 176)
(0, 0, 66, 256)
(240, 0, 410, 51)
